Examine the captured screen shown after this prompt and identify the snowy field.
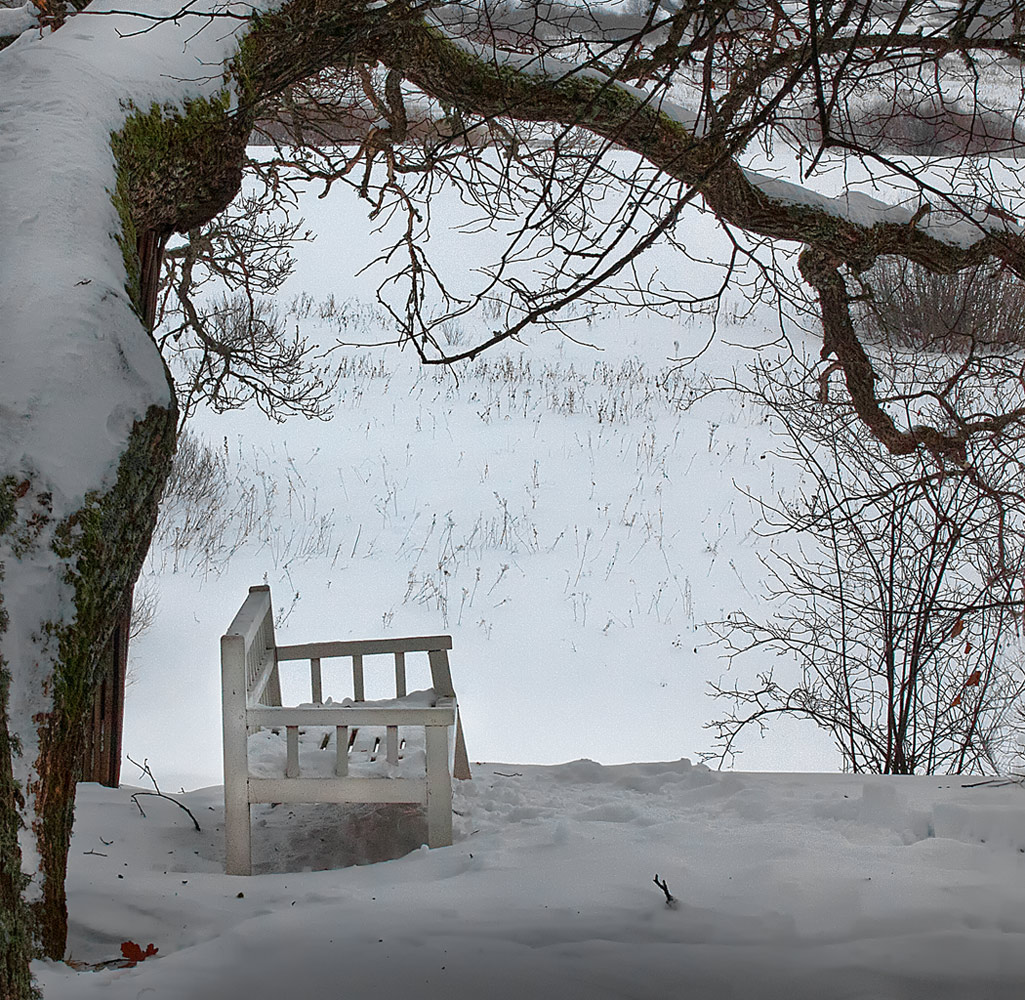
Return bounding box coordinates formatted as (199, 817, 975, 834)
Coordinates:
(125, 206, 839, 787)
(57, 290, 1025, 999)
(55, 160, 1025, 998)
(37, 764, 1025, 999)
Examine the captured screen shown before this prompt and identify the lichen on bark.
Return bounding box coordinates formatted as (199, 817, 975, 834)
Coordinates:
(14, 50, 266, 968)
(28, 401, 176, 959)
(0, 482, 39, 1000)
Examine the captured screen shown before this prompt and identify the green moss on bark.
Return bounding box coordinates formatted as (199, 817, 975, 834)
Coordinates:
(31, 401, 177, 960)
(51, 404, 176, 720)
(0, 668, 39, 1000)
(0, 479, 41, 1000)
(110, 93, 243, 316)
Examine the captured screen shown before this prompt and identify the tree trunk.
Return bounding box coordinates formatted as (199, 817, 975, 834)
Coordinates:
(78, 225, 171, 792)
(0, 15, 256, 995)
(28, 402, 178, 960)
(79, 598, 131, 789)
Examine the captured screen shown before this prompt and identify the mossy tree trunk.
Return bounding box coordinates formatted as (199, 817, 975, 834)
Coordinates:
(0, 63, 254, 1000)
(28, 401, 177, 959)
(26, 109, 254, 966)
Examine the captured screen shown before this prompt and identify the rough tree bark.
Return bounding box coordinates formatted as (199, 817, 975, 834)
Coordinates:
(0, 8, 257, 992)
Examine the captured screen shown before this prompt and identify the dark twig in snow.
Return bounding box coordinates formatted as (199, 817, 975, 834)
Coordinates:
(962, 774, 1025, 788)
(653, 874, 678, 908)
(127, 755, 202, 832)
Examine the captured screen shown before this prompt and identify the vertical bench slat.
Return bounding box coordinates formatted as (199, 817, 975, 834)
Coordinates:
(285, 726, 300, 778)
(260, 605, 281, 708)
(352, 654, 365, 701)
(453, 712, 472, 781)
(394, 651, 406, 698)
(310, 657, 322, 704)
(222, 632, 252, 876)
(335, 726, 348, 776)
(386, 725, 399, 764)
(427, 648, 455, 698)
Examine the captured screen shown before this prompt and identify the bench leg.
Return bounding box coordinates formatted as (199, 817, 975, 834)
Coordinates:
(425, 724, 453, 847)
(453, 712, 471, 780)
(225, 794, 252, 876)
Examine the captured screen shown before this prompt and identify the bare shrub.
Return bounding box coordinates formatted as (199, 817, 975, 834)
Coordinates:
(128, 577, 159, 646)
(858, 259, 1025, 353)
(148, 429, 333, 578)
(705, 360, 1025, 775)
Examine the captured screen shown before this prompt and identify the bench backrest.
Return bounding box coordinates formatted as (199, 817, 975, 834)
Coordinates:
(221, 585, 456, 708)
(276, 637, 456, 704)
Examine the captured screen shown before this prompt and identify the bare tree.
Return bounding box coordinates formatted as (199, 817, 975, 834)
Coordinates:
(705, 355, 1025, 773)
(155, 178, 342, 423)
(857, 255, 1025, 353)
(8, 3, 1025, 996)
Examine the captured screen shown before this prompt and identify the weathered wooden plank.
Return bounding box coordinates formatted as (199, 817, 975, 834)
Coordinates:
(248, 651, 278, 707)
(310, 657, 322, 704)
(223, 585, 272, 646)
(248, 705, 455, 727)
(275, 635, 453, 660)
(285, 726, 300, 778)
(427, 648, 456, 698)
(394, 651, 406, 698)
(248, 777, 426, 804)
(453, 711, 472, 781)
(352, 653, 365, 702)
(425, 724, 453, 847)
(221, 631, 252, 876)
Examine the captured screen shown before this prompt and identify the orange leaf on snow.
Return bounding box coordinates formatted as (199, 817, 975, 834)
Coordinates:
(965, 669, 982, 687)
(964, 642, 972, 655)
(120, 941, 158, 966)
(950, 619, 965, 638)
(950, 695, 962, 708)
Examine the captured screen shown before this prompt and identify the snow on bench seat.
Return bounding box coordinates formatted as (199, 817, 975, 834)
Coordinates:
(247, 689, 439, 781)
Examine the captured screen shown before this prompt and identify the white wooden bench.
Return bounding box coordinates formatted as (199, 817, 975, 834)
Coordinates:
(221, 585, 471, 875)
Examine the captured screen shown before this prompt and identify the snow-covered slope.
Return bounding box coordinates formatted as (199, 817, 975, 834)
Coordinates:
(37, 763, 1025, 999)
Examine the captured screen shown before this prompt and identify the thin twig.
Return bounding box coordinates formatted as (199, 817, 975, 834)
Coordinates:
(126, 755, 202, 831)
(653, 873, 678, 907)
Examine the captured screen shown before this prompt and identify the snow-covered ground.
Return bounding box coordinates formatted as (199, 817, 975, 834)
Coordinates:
(72, 292, 1024, 998)
(126, 313, 843, 784)
(36, 763, 1025, 999)
(63, 128, 1025, 1000)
